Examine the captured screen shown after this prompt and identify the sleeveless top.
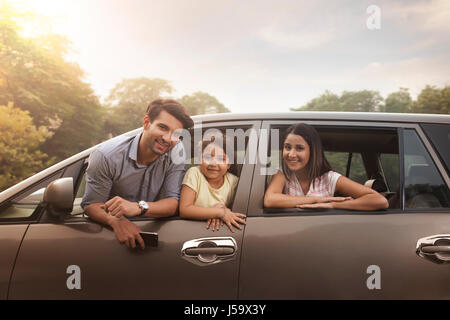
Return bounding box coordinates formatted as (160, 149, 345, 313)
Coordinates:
(283, 170, 341, 197)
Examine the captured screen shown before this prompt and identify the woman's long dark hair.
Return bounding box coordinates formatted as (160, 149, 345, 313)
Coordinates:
(281, 123, 332, 187)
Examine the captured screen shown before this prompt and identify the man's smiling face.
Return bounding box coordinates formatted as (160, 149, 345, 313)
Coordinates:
(141, 110, 184, 159)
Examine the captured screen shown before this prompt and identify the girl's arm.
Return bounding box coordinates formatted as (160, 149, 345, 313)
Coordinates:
(179, 185, 225, 219)
(264, 171, 349, 208)
(299, 176, 389, 211)
(180, 185, 246, 232)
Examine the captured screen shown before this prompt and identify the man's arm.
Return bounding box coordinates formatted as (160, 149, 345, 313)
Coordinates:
(85, 202, 145, 249)
(104, 196, 178, 218)
(81, 150, 144, 249)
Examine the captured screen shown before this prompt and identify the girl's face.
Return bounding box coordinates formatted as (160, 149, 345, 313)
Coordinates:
(283, 133, 310, 172)
(200, 144, 230, 181)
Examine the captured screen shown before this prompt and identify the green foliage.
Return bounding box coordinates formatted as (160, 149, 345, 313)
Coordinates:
(292, 86, 449, 114)
(292, 90, 383, 112)
(0, 1, 106, 160)
(411, 85, 450, 114)
(104, 77, 173, 136)
(0, 103, 51, 191)
(179, 91, 230, 115)
(382, 88, 413, 113)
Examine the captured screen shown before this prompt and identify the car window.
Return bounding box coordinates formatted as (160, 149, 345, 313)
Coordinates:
(325, 151, 366, 184)
(0, 171, 63, 221)
(420, 123, 450, 175)
(184, 125, 252, 178)
(403, 129, 450, 209)
(262, 125, 399, 213)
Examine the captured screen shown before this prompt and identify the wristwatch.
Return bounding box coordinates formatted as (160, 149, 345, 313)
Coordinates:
(138, 201, 149, 216)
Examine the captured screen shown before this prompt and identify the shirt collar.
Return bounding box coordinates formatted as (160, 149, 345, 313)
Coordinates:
(128, 132, 142, 162)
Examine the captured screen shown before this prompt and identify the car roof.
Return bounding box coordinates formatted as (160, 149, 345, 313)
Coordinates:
(194, 111, 450, 124)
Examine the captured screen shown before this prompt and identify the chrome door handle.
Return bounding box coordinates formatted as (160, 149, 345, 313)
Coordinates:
(416, 234, 450, 264)
(181, 237, 237, 265)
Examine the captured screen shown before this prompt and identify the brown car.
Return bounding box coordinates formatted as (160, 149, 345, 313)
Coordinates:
(0, 112, 449, 299)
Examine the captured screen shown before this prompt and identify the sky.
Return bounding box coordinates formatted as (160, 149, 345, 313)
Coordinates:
(18, 0, 450, 112)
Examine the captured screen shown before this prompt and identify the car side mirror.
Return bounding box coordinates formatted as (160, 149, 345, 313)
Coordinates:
(43, 177, 74, 217)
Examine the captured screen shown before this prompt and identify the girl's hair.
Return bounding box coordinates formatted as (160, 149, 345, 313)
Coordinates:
(200, 133, 238, 176)
(281, 123, 332, 186)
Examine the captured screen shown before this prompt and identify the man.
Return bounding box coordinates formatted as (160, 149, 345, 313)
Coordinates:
(81, 99, 194, 249)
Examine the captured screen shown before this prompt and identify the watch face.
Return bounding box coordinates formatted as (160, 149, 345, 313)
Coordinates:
(139, 201, 149, 210)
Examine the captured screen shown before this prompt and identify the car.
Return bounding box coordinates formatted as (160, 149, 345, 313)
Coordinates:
(0, 112, 449, 299)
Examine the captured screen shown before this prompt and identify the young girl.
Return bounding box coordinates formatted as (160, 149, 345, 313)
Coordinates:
(264, 123, 389, 211)
(179, 135, 246, 232)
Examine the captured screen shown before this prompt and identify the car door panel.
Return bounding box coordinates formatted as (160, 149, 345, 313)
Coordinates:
(9, 219, 243, 299)
(239, 214, 450, 299)
(0, 225, 28, 299)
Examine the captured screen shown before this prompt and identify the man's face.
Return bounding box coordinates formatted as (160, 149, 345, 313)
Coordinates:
(141, 110, 184, 156)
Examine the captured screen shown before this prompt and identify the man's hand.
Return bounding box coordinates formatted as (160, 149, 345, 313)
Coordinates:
(104, 196, 141, 218)
(109, 216, 145, 249)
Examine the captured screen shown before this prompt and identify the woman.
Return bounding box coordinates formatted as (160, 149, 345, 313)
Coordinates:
(264, 123, 388, 211)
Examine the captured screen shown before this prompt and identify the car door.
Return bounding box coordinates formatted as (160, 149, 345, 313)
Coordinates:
(8, 120, 260, 299)
(239, 119, 450, 299)
(0, 168, 70, 300)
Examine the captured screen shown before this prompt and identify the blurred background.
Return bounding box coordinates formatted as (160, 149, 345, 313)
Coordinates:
(1, 0, 449, 191)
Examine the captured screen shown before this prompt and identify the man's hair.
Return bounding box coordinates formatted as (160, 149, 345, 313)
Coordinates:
(146, 99, 194, 129)
(281, 123, 332, 187)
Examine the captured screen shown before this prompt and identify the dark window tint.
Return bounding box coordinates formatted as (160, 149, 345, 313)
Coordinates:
(420, 123, 450, 175)
(403, 129, 450, 208)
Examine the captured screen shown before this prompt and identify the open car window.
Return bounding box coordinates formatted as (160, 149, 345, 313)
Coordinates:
(263, 125, 399, 213)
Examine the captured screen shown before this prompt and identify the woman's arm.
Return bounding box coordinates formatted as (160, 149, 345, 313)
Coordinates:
(264, 171, 349, 208)
(299, 176, 389, 211)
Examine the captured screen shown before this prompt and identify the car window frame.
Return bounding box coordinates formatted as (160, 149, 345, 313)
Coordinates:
(248, 119, 450, 217)
(57, 120, 261, 224)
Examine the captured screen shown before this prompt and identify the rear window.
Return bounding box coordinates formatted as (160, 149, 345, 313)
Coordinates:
(420, 123, 450, 175)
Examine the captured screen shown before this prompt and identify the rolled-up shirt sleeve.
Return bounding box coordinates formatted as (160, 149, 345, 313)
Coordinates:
(81, 149, 114, 210)
(159, 142, 186, 201)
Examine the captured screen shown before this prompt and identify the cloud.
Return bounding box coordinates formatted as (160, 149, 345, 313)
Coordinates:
(385, 0, 450, 33)
(259, 26, 335, 50)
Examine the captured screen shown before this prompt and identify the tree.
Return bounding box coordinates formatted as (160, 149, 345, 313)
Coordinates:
(0, 1, 106, 160)
(411, 85, 450, 114)
(339, 90, 383, 112)
(291, 90, 383, 112)
(382, 88, 413, 113)
(104, 77, 173, 136)
(290, 90, 341, 111)
(0, 103, 51, 191)
(179, 91, 230, 115)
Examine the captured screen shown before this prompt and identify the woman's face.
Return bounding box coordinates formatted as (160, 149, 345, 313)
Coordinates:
(283, 133, 310, 172)
(200, 144, 230, 181)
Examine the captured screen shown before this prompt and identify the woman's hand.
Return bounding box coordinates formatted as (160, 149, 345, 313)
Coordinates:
(315, 196, 353, 203)
(296, 196, 352, 209)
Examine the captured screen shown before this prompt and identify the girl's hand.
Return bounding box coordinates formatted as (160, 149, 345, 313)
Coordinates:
(206, 218, 223, 231)
(221, 209, 246, 232)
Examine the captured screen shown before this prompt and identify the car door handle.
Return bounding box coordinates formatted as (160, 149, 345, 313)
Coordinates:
(185, 247, 235, 255)
(181, 237, 237, 265)
(420, 246, 450, 254)
(416, 234, 450, 264)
